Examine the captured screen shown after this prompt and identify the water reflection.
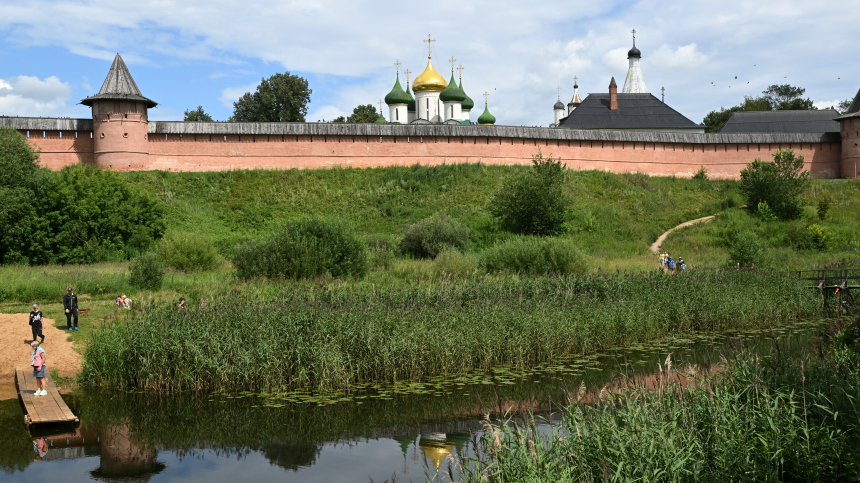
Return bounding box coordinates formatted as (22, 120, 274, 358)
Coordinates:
(0, 320, 828, 482)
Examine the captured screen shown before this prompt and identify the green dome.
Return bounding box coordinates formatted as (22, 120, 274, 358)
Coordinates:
(439, 73, 467, 102)
(477, 102, 496, 125)
(384, 75, 411, 105)
(460, 80, 475, 110)
(374, 113, 388, 124)
(406, 84, 416, 112)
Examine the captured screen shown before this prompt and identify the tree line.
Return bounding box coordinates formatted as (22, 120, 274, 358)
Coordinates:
(183, 71, 380, 123)
(703, 84, 854, 133)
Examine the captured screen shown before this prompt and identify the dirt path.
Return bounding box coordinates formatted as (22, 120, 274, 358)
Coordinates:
(0, 313, 82, 399)
(650, 215, 715, 253)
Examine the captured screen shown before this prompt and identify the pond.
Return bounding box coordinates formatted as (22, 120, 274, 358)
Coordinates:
(0, 319, 827, 483)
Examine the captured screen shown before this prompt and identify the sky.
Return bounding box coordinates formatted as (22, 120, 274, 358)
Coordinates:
(0, 0, 857, 127)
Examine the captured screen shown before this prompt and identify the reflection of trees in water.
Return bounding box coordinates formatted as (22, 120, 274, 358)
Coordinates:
(259, 441, 320, 471)
(90, 423, 165, 482)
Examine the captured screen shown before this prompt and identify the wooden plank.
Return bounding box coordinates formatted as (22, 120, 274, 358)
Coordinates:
(16, 368, 77, 425)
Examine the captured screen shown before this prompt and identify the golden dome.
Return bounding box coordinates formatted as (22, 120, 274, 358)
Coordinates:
(413, 58, 448, 93)
(419, 436, 454, 468)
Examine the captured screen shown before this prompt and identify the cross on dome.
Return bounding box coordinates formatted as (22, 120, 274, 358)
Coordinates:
(423, 35, 436, 58)
(449, 56, 457, 73)
(457, 65, 464, 79)
(556, 86, 562, 100)
(394, 60, 401, 74)
(632, 29, 636, 45)
(483, 92, 489, 104)
(405, 69, 411, 84)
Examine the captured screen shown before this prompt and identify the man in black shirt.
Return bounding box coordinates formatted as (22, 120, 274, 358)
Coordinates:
(63, 287, 79, 331)
(29, 304, 45, 343)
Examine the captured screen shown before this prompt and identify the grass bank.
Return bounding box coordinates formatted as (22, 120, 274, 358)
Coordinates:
(80, 270, 820, 392)
(460, 332, 860, 482)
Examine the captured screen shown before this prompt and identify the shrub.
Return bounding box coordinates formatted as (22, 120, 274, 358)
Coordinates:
(129, 252, 164, 290)
(433, 247, 480, 276)
(481, 237, 588, 275)
(400, 213, 471, 259)
(692, 165, 708, 180)
(817, 199, 831, 220)
(739, 149, 810, 220)
(488, 153, 570, 235)
(155, 232, 221, 271)
(728, 230, 764, 265)
(756, 201, 776, 222)
(807, 224, 831, 251)
(231, 218, 367, 280)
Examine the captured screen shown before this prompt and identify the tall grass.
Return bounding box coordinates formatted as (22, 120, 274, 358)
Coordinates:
(80, 270, 820, 392)
(460, 344, 860, 482)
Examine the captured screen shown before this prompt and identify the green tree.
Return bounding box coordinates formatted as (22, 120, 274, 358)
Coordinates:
(838, 99, 854, 114)
(0, 127, 55, 264)
(331, 104, 380, 123)
(739, 149, 810, 221)
(50, 165, 166, 263)
(230, 72, 312, 122)
(489, 152, 570, 235)
(703, 96, 771, 133)
(184, 106, 213, 122)
(762, 84, 815, 111)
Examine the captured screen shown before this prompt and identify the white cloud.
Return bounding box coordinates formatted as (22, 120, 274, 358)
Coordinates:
(813, 100, 843, 111)
(0, 75, 71, 116)
(217, 82, 259, 108)
(0, 0, 858, 126)
(650, 43, 708, 69)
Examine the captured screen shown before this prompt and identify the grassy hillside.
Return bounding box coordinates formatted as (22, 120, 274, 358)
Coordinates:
(126, 164, 741, 266)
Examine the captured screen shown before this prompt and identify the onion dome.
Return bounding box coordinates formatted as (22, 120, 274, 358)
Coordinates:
(478, 101, 496, 125)
(460, 80, 475, 110)
(554, 100, 565, 110)
(413, 58, 448, 92)
(384, 75, 411, 105)
(627, 34, 641, 59)
(406, 85, 416, 112)
(440, 73, 467, 102)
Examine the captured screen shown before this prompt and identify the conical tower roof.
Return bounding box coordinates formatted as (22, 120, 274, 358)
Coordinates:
(374, 113, 388, 124)
(81, 54, 157, 107)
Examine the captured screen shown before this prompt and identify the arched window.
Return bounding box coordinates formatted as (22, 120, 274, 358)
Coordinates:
(396, 109, 399, 121)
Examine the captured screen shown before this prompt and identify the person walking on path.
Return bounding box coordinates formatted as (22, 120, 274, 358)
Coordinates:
(679, 258, 687, 272)
(30, 341, 47, 396)
(28, 304, 45, 343)
(659, 252, 666, 266)
(667, 257, 675, 271)
(64, 287, 79, 331)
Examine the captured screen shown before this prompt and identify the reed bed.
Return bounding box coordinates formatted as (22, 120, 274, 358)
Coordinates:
(80, 270, 820, 392)
(459, 345, 860, 482)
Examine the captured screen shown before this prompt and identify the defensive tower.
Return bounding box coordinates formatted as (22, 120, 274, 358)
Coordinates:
(81, 54, 156, 170)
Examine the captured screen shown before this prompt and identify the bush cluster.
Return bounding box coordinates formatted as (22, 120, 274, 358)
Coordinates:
(488, 153, 570, 235)
(0, 127, 165, 265)
(433, 247, 479, 276)
(231, 218, 367, 280)
(481, 237, 588, 275)
(129, 252, 164, 290)
(400, 213, 471, 259)
(155, 232, 222, 271)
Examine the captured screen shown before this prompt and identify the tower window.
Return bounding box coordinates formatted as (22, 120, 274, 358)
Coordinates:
(396, 110, 398, 121)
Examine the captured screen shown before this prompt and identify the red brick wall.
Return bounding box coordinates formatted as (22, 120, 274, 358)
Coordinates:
(841, 117, 860, 179)
(23, 129, 842, 179)
(145, 133, 841, 179)
(19, 130, 94, 169)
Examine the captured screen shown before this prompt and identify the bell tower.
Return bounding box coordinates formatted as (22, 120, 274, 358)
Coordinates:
(81, 54, 157, 170)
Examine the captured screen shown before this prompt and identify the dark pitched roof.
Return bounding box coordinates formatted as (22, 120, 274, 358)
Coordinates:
(837, 87, 860, 120)
(719, 109, 839, 133)
(81, 54, 157, 107)
(557, 93, 702, 130)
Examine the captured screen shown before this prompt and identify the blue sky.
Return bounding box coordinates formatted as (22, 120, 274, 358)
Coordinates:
(0, 0, 857, 127)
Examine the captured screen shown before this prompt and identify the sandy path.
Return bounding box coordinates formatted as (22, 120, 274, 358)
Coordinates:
(0, 313, 82, 398)
(650, 215, 715, 253)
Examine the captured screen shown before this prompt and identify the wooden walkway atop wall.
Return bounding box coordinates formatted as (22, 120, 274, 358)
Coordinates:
(15, 369, 78, 428)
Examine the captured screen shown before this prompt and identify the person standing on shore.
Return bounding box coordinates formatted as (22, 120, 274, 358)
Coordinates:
(30, 341, 47, 396)
(28, 304, 45, 343)
(63, 287, 79, 331)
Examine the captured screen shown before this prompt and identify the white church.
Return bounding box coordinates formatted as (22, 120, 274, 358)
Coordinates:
(381, 37, 496, 125)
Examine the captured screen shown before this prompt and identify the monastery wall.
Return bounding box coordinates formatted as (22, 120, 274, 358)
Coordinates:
(841, 116, 860, 179)
(1, 118, 845, 178)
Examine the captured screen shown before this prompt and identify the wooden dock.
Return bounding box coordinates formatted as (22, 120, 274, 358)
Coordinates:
(15, 369, 78, 428)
